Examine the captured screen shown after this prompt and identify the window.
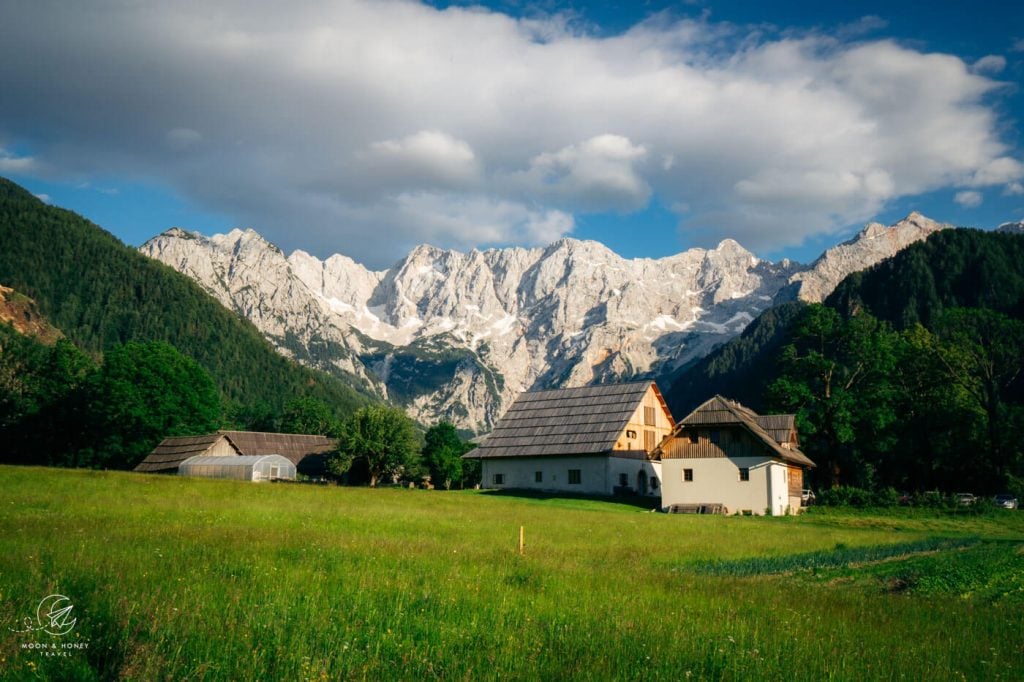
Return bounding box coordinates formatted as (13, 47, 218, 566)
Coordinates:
(644, 406, 656, 426)
(739, 467, 750, 482)
(626, 429, 637, 439)
(535, 471, 543, 483)
(687, 430, 698, 444)
(568, 469, 582, 485)
(710, 430, 721, 444)
(492, 473, 505, 485)
(644, 430, 657, 452)
(618, 473, 628, 486)
(683, 468, 693, 482)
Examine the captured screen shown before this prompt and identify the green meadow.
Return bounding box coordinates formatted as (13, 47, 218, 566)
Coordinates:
(1, 467, 1022, 681)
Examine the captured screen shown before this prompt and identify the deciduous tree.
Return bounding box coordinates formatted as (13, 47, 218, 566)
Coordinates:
(332, 405, 420, 487)
(422, 421, 473, 489)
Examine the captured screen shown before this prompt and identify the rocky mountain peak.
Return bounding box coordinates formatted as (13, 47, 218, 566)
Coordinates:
(783, 212, 949, 303)
(140, 213, 955, 432)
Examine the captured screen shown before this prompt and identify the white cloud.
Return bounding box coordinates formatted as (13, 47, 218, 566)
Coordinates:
(33, 193, 52, 204)
(360, 130, 480, 191)
(0, 2, 1020, 265)
(510, 134, 651, 211)
(387, 192, 574, 247)
(835, 15, 889, 39)
(966, 157, 1024, 187)
(1005, 182, 1024, 196)
(972, 55, 1006, 74)
(0, 148, 38, 173)
(954, 190, 983, 208)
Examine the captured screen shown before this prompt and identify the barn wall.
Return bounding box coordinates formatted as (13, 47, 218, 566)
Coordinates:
(206, 437, 240, 457)
(787, 465, 804, 512)
(611, 385, 674, 455)
(662, 425, 767, 459)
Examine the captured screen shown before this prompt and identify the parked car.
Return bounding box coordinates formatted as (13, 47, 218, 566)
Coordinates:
(801, 489, 816, 506)
(955, 492, 977, 506)
(993, 494, 1019, 509)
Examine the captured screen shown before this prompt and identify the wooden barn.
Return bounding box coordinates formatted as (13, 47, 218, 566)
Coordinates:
(654, 395, 815, 515)
(133, 431, 336, 477)
(464, 381, 675, 497)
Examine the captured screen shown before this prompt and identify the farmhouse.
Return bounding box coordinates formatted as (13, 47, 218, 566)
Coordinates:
(464, 381, 675, 497)
(133, 431, 335, 477)
(654, 395, 815, 515)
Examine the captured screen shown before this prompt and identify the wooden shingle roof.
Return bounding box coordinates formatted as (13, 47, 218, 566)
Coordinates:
(218, 431, 335, 467)
(467, 381, 669, 459)
(133, 434, 239, 473)
(753, 414, 797, 445)
(664, 395, 814, 468)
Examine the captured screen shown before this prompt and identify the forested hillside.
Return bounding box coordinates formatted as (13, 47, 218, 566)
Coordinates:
(0, 178, 371, 415)
(0, 177, 377, 468)
(665, 229, 1024, 495)
(663, 301, 806, 415)
(826, 229, 1024, 325)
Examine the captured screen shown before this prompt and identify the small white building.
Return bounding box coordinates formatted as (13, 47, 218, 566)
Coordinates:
(464, 382, 675, 498)
(655, 395, 815, 515)
(178, 454, 296, 482)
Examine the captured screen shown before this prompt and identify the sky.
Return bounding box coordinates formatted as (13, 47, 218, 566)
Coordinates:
(0, 0, 1022, 269)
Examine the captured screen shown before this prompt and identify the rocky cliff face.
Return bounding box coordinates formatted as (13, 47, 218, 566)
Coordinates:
(0, 285, 62, 344)
(780, 212, 949, 303)
(141, 213, 947, 432)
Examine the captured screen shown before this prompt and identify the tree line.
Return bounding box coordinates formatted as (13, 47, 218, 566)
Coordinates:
(0, 323, 479, 486)
(767, 304, 1024, 496)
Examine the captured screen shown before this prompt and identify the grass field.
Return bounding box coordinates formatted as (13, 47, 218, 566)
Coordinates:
(1, 467, 1022, 680)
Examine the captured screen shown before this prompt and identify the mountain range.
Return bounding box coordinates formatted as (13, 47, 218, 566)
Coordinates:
(141, 212, 948, 432)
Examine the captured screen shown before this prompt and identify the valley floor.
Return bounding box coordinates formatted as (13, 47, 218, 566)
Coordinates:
(1, 467, 1022, 680)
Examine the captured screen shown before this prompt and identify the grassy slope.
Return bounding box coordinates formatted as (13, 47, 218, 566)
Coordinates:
(1, 467, 1022, 680)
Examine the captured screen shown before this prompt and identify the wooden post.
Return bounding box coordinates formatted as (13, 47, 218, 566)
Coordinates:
(519, 525, 524, 556)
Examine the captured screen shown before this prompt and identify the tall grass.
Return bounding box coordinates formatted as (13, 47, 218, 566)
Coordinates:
(1, 467, 1022, 680)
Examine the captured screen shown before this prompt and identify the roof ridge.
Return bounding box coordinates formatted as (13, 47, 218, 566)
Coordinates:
(520, 380, 654, 394)
(218, 429, 332, 438)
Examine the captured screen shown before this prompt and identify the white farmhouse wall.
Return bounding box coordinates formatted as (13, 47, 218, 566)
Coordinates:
(661, 456, 795, 515)
(482, 457, 608, 494)
(606, 456, 662, 497)
(481, 456, 663, 496)
(767, 463, 790, 516)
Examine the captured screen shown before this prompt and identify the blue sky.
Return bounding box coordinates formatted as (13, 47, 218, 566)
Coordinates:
(1, 0, 1021, 268)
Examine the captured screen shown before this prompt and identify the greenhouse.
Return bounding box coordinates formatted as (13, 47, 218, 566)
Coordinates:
(177, 454, 296, 482)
